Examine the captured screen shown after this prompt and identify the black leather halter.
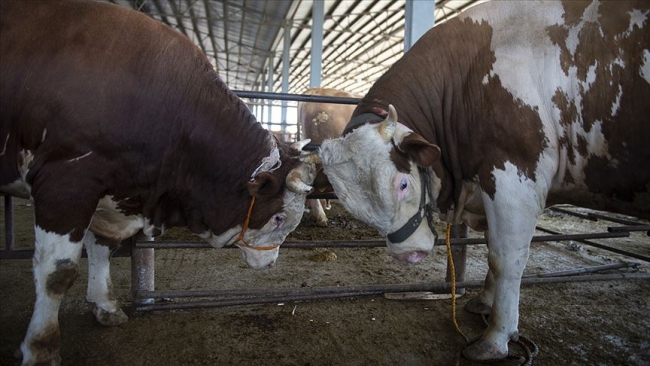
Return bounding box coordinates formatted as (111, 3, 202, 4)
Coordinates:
(386, 167, 439, 244)
(342, 112, 384, 135)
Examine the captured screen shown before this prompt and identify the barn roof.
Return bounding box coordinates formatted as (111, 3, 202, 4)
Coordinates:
(107, 0, 485, 96)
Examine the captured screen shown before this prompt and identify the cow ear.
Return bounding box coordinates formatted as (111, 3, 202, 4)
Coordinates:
(247, 172, 280, 198)
(399, 133, 441, 167)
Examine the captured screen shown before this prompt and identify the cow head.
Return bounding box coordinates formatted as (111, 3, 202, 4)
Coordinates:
(305, 106, 442, 264)
(199, 139, 317, 269)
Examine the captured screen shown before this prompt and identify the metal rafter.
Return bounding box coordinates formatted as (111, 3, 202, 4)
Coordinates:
(184, 0, 209, 56)
(202, 0, 221, 72)
(106, 0, 487, 96)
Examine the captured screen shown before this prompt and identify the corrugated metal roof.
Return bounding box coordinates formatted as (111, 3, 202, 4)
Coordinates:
(108, 0, 485, 96)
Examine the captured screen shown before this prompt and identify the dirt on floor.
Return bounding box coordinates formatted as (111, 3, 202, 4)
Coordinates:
(1, 198, 649, 366)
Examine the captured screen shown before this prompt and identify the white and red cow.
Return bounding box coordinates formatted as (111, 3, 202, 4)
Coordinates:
(0, 1, 315, 365)
(298, 88, 360, 226)
(307, 0, 650, 361)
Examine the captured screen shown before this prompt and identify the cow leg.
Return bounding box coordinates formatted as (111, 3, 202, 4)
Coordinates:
(462, 186, 539, 362)
(20, 226, 83, 366)
(465, 265, 495, 315)
(84, 232, 128, 326)
(307, 199, 328, 226)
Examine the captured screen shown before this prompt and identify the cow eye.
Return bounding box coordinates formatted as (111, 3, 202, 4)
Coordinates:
(274, 214, 286, 226)
(399, 178, 408, 191)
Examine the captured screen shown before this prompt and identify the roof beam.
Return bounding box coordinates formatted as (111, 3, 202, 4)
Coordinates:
(184, 0, 209, 56)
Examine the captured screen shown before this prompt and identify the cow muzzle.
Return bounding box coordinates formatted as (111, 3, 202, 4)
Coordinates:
(237, 244, 280, 269)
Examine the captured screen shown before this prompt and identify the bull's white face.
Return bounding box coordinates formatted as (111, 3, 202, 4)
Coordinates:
(318, 106, 442, 264)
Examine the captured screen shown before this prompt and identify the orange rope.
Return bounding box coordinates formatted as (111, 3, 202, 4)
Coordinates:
(446, 223, 469, 342)
(235, 196, 280, 251)
(236, 195, 256, 243)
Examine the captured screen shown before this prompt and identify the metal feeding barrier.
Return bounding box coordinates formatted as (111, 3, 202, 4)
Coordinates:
(128, 221, 650, 311)
(2, 91, 649, 312)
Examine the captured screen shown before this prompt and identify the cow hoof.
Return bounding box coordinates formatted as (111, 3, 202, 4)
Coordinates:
(465, 296, 491, 315)
(462, 338, 508, 362)
(315, 220, 328, 227)
(92, 306, 129, 326)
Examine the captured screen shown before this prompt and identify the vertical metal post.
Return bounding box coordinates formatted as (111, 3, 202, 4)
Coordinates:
(266, 57, 274, 131)
(4, 195, 15, 251)
(445, 224, 468, 295)
(310, 0, 324, 88)
(131, 242, 155, 306)
(404, 0, 435, 52)
(281, 24, 291, 139)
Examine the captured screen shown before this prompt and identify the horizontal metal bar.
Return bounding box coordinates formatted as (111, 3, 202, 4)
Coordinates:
(138, 262, 640, 300)
(133, 231, 629, 250)
(608, 225, 650, 233)
(233, 90, 360, 104)
(0, 247, 132, 260)
(521, 262, 638, 278)
(588, 212, 646, 226)
(549, 206, 597, 221)
(536, 226, 649, 262)
(134, 273, 650, 312)
(2, 231, 631, 259)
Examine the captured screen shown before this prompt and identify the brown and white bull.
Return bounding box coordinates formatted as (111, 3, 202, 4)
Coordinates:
(0, 1, 315, 365)
(306, 0, 650, 361)
(298, 87, 360, 226)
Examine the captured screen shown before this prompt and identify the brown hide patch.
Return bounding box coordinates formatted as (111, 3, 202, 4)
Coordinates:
(390, 141, 411, 174)
(247, 171, 280, 199)
(547, 25, 572, 79)
(46, 259, 79, 296)
(545, 1, 650, 215)
(29, 323, 61, 363)
(560, 1, 591, 26)
(478, 75, 548, 200)
(399, 133, 441, 167)
(390, 133, 442, 173)
(552, 89, 579, 168)
(247, 143, 302, 229)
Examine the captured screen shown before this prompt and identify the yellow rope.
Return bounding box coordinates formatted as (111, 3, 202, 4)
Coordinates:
(446, 223, 469, 343)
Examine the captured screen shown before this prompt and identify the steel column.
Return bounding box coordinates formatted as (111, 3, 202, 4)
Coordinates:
(281, 24, 291, 138)
(310, 0, 324, 88)
(131, 244, 155, 306)
(404, 0, 435, 52)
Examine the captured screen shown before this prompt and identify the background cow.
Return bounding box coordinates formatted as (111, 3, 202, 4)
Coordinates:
(307, 0, 649, 361)
(297, 88, 360, 226)
(0, 1, 315, 365)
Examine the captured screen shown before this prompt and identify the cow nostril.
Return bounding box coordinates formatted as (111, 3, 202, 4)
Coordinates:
(390, 250, 428, 264)
(407, 251, 428, 263)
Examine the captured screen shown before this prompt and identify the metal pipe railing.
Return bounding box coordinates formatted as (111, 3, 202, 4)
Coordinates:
(135, 272, 650, 312)
(233, 90, 360, 104)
